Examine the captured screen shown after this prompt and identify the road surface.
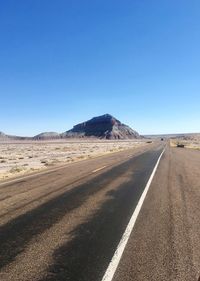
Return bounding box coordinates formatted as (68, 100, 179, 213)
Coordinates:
(0, 142, 200, 281)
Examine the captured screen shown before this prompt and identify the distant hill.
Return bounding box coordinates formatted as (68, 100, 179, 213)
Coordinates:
(0, 131, 8, 140)
(61, 114, 140, 139)
(33, 132, 60, 140)
(145, 133, 200, 140)
(0, 131, 29, 141)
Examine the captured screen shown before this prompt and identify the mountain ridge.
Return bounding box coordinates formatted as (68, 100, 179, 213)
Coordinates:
(0, 114, 141, 140)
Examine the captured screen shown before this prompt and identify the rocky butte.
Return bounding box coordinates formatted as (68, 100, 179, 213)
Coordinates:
(61, 114, 140, 139)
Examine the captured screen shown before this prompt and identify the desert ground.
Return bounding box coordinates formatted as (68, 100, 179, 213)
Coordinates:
(170, 134, 200, 150)
(0, 139, 148, 181)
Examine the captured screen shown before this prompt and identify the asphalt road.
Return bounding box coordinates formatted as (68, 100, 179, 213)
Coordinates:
(113, 145, 200, 281)
(1, 142, 199, 281)
(0, 142, 162, 281)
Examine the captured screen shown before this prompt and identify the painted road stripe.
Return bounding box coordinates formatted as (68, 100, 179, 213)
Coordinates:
(92, 166, 107, 173)
(101, 148, 165, 281)
(0, 164, 107, 187)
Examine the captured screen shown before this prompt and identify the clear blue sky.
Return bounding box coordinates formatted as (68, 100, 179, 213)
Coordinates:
(0, 0, 200, 136)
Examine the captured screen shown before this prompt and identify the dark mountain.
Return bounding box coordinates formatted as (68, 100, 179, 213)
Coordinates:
(61, 114, 140, 139)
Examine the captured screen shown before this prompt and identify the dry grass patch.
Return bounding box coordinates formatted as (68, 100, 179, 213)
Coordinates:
(0, 139, 148, 181)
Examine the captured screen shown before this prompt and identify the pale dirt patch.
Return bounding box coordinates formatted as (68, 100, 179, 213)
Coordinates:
(0, 139, 148, 181)
(170, 137, 200, 150)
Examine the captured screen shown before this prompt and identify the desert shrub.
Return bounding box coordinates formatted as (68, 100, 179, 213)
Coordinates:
(77, 155, 85, 159)
(9, 166, 25, 173)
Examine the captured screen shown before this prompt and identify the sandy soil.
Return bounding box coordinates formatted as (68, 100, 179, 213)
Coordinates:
(0, 140, 148, 181)
(170, 135, 200, 150)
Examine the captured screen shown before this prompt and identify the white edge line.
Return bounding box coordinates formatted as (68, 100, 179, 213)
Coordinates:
(101, 148, 165, 281)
